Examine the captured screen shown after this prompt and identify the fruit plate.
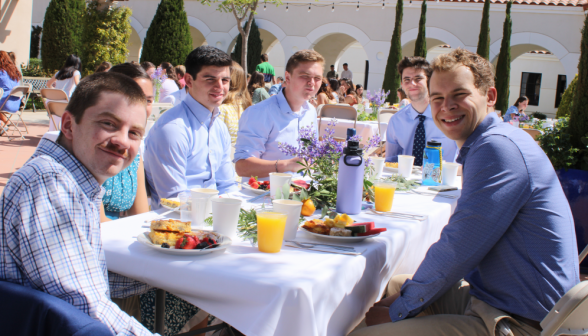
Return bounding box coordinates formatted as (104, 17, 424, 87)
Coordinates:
(300, 226, 380, 242)
(137, 232, 232, 256)
(241, 183, 268, 195)
(161, 197, 182, 212)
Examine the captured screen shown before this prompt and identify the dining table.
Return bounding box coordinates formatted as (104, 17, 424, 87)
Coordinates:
(101, 171, 461, 336)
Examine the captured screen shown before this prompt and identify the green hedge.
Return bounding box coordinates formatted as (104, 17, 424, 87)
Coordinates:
(557, 75, 577, 118)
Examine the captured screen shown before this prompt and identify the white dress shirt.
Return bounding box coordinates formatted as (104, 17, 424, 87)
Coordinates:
(340, 69, 353, 81)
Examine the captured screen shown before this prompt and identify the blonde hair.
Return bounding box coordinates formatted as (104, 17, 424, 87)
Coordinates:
(430, 48, 495, 94)
(223, 61, 252, 110)
(285, 49, 325, 74)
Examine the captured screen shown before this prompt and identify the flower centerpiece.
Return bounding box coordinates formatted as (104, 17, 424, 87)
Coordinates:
(151, 67, 167, 102)
(358, 89, 390, 121)
(278, 119, 381, 216)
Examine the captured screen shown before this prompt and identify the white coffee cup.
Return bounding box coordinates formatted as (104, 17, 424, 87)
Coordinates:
(272, 199, 303, 241)
(442, 162, 460, 186)
(211, 198, 242, 238)
(190, 188, 219, 229)
(371, 157, 386, 179)
(269, 173, 292, 199)
(397, 155, 415, 178)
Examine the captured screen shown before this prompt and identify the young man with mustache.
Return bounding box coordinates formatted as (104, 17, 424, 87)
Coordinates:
(234, 50, 324, 178)
(0, 72, 157, 335)
(351, 49, 578, 336)
(385, 57, 457, 166)
(144, 46, 238, 207)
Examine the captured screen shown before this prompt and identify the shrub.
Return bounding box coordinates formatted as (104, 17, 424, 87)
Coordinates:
(140, 0, 192, 66)
(21, 59, 52, 77)
(414, 0, 427, 58)
(531, 112, 546, 120)
(81, 1, 132, 75)
(495, 1, 512, 114)
(30, 26, 42, 59)
(568, 12, 588, 166)
(476, 0, 491, 60)
(538, 118, 581, 170)
(557, 75, 577, 118)
(383, 0, 403, 104)
(41, 0, 85, 73)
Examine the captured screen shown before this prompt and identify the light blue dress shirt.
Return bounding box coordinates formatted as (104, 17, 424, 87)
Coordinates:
(388, 113, 579, 323)
(385, 104, 457, 163)
(144, 93, 238, 209)
(234, 90, 318, 163)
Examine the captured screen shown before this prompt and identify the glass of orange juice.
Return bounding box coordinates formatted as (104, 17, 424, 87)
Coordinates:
(374, 181, 397, 212)
(257, 209, 288, 253)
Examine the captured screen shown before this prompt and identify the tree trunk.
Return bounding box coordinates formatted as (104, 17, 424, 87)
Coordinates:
(241, 31, 249, 75)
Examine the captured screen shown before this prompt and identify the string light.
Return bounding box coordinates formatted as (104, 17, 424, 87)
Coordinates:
(308, 3, 311, 12)
(382, 0, 385, 8)
(286, 3, 288, 11)
(356, 1, 359, 11)
(332, 3, 335, 11)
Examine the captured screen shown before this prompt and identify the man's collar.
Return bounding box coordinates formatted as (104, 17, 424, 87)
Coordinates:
(277, 89, 310, 116)
(34, 138, 103, 200)
(461, 112, 500, 150)
(409, 104, 432, 119)
(183, 92, 219, 126)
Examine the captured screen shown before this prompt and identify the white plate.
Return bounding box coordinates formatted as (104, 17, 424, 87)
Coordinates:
(241, 183, 269, 195)
(161, 197, 182, 212)
(300, 226, 380, 242)
(137, 232, 231, 256)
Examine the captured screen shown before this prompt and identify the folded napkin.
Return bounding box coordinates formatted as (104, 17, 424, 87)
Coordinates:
(284, 242, 365, 255)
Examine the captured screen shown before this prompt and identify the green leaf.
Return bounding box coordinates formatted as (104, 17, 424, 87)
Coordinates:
(320, 206, 328, 219)
(282, 183, 290, 200)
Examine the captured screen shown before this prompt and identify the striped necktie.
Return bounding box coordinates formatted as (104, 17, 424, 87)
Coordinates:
(412, 114, 426, 166)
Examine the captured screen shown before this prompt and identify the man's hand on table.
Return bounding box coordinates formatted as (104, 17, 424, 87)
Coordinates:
(365, 292, 399, 326)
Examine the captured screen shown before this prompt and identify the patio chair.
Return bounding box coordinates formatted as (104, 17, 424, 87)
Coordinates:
(375, 108, 396, 156)
(540, 281, 588, 336)
(152, 102, 174, 121)
(0, 280, 113, 336)
(523, 128, 541, 140)
(41, 89, 69, 131)
(22, 76, 52, 112)
(318, 104, 357, 142)
(0, 85, 32, 140)
(46, 101, 68, 131)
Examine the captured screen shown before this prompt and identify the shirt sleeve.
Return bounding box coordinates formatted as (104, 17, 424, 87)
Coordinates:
(13, 174, 154, 336)
(145, 121, 191, 199)
(385, 119, 402, 162)
(388, 135, 531, 322)
(233, 105, 269, 162)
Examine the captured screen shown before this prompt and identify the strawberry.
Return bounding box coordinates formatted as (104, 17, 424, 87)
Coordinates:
(263, 181, 270, 186)
(248, 177, 256, 184)
(251, 182, 260, 189)
(175, 235, 198, 249)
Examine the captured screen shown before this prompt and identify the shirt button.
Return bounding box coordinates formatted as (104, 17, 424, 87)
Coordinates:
(398, 313, 402, 317)
(420, 298, 424, 302)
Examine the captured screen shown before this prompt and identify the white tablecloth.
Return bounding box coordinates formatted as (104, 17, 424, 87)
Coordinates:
(102, 176, 460, 336)
(318, 118, 387, 145)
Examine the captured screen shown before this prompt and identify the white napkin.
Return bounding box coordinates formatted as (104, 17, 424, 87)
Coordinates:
(284, 242, 365, 255)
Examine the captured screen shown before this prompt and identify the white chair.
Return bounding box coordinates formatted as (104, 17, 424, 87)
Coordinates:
(318, 104, 358, 141)
(46, 101, 68, 131)
(0, 85, 32, 140)
(41, 88, 69, 131)
(151, 103, 174, 121)
(376, 108, 396, 156)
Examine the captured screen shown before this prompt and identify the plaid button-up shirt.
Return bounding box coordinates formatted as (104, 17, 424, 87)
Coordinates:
(0, 138, 155, 335)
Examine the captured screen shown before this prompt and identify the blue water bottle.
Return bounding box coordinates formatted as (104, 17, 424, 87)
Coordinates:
(346, 128, 356, 140)
(336, 140, 365, 215)
(421, 140, 443, 186)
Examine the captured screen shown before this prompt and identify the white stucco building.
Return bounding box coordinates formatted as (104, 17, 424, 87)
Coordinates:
(31, 0, 587, 116)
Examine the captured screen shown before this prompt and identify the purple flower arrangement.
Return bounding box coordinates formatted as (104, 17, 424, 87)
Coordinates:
(151, 67, 167, 102)
(365, 89, 390, 111)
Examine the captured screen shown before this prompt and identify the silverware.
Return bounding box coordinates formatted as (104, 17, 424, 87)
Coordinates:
(248, 190, 270, 202)
(143, 208, 178, 223)
(286, 240, 355, 251)
(408, 190, 459, 199)
(368, 208, 427, 221)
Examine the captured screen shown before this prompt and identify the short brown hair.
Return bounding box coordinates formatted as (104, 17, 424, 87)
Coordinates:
(397, 56, 432, 79)
(261, 54, 269, 62)
(66, 72, 147, 124)
(285, 50, 325, 74)
(430, 48, 495, 94)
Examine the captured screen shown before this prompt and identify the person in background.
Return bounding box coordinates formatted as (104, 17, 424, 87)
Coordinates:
(247, 73, 251, 84)
(175, 65, 186, 89)
(268, 76, 284, 96)
(503, 96, 529, 122)
(95, 61, 112, 73)
(1, 72, 155, 335)
(341, 63, 353, 81)
(234, 49, 323, 179)
(141, 61, 156, 77)
(326, 64, 338, 80)
(397, 87, 411, 108)
(219, 61, 252, 145)
(100, 63, 152, 222)
(255, 53, 276, 89)
(159, 62, 180, 102)
(345, 87, 359, 106)
(5, 51, 21, 83)
(0, 51, 22, 135)
(144, 45, 238, 208)
(46, 54, 82, 131)
(248, 71, 270, 104)
(316, 78, 337, 105)
(356, 84, 366, 104)
(329, 78, 340, 102)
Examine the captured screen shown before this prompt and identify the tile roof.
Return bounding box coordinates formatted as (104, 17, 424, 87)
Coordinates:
(438, 0, 587, 6)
